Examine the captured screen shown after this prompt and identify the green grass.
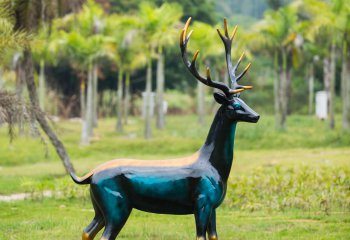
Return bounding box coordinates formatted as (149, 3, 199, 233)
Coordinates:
(0, 198, 349, 240)
(1, 115, 350, 166)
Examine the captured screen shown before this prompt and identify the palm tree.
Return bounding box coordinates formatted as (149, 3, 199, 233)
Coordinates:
(54, 0, 108, 145)
(248, 4, 301, 129)
(136, 2, 184, 138)
(32, 26, 59, 111)
(6, 0, 82, 174)
(105, 14, 142, 133)
(121, 32, 147, 126)
(147, 3, 183, 129)
(0, 1, 30, 58)
(300, 0, 350, 129)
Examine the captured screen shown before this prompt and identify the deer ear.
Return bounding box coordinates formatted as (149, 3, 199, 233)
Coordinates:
(213, 92, 230, 105)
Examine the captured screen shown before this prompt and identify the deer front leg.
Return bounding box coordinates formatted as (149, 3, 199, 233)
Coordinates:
(207, 209, 218, 240)
(194, 196, 212, 240)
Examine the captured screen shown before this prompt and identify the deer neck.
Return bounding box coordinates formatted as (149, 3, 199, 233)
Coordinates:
(200, 106, 237, 182)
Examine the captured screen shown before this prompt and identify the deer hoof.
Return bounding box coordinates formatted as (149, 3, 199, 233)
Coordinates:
(82, 232, 91, 240)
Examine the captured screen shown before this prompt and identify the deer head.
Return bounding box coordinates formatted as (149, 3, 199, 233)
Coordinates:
(180, 18, 259, 123)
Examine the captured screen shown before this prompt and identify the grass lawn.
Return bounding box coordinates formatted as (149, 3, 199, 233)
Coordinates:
(0, 115, 349, 239)
(0, 198, 349, 240)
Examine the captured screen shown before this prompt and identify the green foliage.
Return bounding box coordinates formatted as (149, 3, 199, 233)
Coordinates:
(109, 0, 217, 24)
(1, 115, 350, 167)
(228, 164, 350, 212)
(1, 198, 349, 239)
(164, 90, 194, 113)
(0, 1, 31, 57)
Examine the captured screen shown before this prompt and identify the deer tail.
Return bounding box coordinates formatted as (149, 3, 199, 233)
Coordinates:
(70, 171, 93, 185)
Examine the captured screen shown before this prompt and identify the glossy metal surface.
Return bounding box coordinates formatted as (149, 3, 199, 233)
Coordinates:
(72, 18, 259, 240)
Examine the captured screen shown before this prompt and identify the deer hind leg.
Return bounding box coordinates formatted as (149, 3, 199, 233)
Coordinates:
(82, 190, 105, 240)
(91, 182, 131, 240)
(206, 209, 218, 240)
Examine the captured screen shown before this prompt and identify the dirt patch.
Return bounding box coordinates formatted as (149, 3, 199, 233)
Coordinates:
(288, 219, 320, 223)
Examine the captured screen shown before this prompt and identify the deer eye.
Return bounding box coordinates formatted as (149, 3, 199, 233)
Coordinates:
(233, 103, 242, 110)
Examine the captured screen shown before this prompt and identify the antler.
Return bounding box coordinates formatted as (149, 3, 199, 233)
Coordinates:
(179, 18, 244, 96)
(216, 18, 253, 92)
(180, 17, 253, 97)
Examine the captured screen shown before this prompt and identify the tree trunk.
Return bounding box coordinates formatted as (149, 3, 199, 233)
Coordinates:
(92, 63, 98, 128)
(116, 69, 123, 132)
(346, 59, 350, 129)
(323, 57, 331, 121)
(308, 63, 315, 115)
(329, 42, 336, 129)
(156, 50, 165, 129)
(197, 81, 205, 126)
(124, 72, 130, 125)
(273, 52, 281, 128)
(81, 62, 93, 145)
(38, 59, 46, 111)
(144, 59, 152, 139)
(0, 67, 3, 89)
(341, 41, 349, 129)
(15, 55, 25, 134)
(23, 49, 75, 174)
(79, 77, 86, 144)
(279, 50, 288, 129)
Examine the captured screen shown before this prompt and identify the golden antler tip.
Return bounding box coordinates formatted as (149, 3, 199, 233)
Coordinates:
(239, 52, 245, 61)
(223, 18, 228, 36)
(206, 67, 211, 77)
(243, 86, 253, 90)
(192, 50, 200, 62)
(245, 62, 252, 70)
(230, 89, 245, 94)
(183, 18, 192, 40)
(230, 25, 238, 40)
(180, 29, 185, 43)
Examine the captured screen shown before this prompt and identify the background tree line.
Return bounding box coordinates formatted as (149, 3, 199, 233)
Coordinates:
(0, 0, 349, 160)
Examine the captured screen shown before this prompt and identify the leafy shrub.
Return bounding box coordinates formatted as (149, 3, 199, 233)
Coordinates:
(227, 164, 350, 213)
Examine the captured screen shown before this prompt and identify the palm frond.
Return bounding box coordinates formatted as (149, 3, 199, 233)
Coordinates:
(0, 90, 39, 141)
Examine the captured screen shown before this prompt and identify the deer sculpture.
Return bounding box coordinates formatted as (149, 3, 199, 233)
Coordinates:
(71, 17, 259, 240)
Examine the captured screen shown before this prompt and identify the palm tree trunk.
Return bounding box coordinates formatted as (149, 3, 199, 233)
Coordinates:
(79, 77, 86, 140)
(81, 62, 93, 145)
(0, 67, 3, 89)
(124, 71, 130, 125)
(341, 41, 349, 129)
(308, 63, 315, 115)
(144, 59, 152, 139)
(279, 50, 288, 129)
(92, 63, 98, 128)
(39, 59, 46, 111)
(323, 57, 331, 119)
(23, 49, 75, 174)
(156, 50, 165, 129)
(273, 52, 281, 128)
(15, 55, 25, 134)
(197, 81, 205, 126)
(116, 68, 123, 132)
(329, 42, 336, 129)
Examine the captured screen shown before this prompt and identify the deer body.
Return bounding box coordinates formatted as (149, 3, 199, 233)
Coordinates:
(72, 18, 259, 240)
